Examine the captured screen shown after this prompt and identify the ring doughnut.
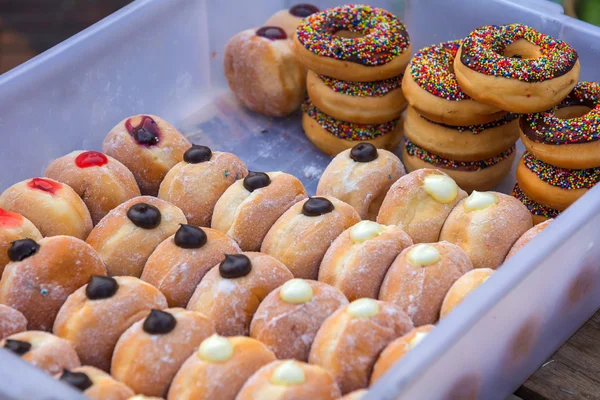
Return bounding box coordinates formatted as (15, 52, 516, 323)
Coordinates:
(455, 24, 580, 113)
(511, 183, 560, 225)
(293, 4, 411, 82)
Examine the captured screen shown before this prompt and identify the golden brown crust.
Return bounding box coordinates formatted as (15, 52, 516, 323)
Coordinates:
(440, 268, 494, 319)
(520, 129, 600, 170)
(0, 304, 27, 340)
(505, 219, 553, 260)
(64, 366, 135, 400)
(264, 10, 304, 38)
(0, 211, 42, 276)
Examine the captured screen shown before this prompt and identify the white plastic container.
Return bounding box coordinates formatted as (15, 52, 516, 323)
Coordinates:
(0, 0, 599, 399)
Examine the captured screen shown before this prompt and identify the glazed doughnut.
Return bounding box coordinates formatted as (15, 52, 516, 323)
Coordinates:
(379, 242, 473, 326)
(45, 150, 141, 224)
(439, 191, 533, 269)
(505, 219, 553, 260)
(158, 145, 248, 227)
(250, 279, 348, 361)
(455, 24, 579, 113)
(0, 177, 92, 239)
(1, 331, 80, 375)
(440, 268, 494, 319)
(519, 82, 600, 169)
(341, 390, 369, 400)
(237, 360, 341, 400)
(261, 196, 360, 279)
(302, 98, 404, 156)
(0, 236, 106, 331)
(58, 366, 135, 400)
(53, 276, 167, 371)
(86, 196, 186, 277)
(370, 324, 434, 383)
(511, 183, 560, 225)
(168, 335, 276, 400)
(377, 169, 467, 243)
(293, 4, 411, 82)
(0, 304, 27, 340)
(141, 225, 241, 307)
(318, 221, 413, 300)
(224, 27, 306, 117)
(265, 4, 320, 38)
(111, 308, 215, 397)
(404, 106, 520, 162)
(307, 71, 406, 124)
(402, 138, 516, 193)
(316, 144, 406, 220)
(309, 298, 413, 394)
(211, 171, 307, 251)
(0, 208, 42, 275)
(102, 115, 190, 196)
(187, 252, 293, 336)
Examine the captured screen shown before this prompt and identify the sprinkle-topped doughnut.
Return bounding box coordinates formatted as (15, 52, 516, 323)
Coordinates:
(522, 151, 599, 190)
(511, 183, 560, 219)
(422, 113, 519, 135)
(319, 74, 403, 97)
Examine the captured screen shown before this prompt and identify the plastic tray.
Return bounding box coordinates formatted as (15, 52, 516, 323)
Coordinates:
(0, 0, 599, 399)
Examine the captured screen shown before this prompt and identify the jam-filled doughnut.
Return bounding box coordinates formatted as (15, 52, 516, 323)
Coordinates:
(0, 208, 42, 276)
(111, 308, 215, 397)
(45, 150, 141, 224)
(377, 169, 467, 243)
(53, 276, 167, 371)
(0, 177, 92, 239)
(261, 196, 360, 279)
(0, 236, 106, 331)
(158, 145, 248, 227)
(293, 4, 411, 82)
(440, 191, 533, 269)
(0, 304, 27, 340)
(57, 366, 135, 400)
(211, 171, 307, 251)
(265, 4, 320, 38)
(224, 26, 306, 117)
(168, 335, 276, 400)
(403, 40, 504, 126)
(187, 252, 293, 336)
(250, 279, 348, 361)
(318, 221, 413, 301)
(379, 242, 473, 326)
(302, 98, 404, 156)
(440, 268, 494, 319)
(1, 331, 80, 375)
(511, 183, 560, 225)
(237, 360, 341, 400)
(309, 298, 413, 394)
(520, 82, 600, 169)
(86, 196, 186, 277)
(141, 225, 241, 307)
(455, 24, 579, 113)
(505, 219, 552, 260)
(103, 115, 191, 195)
(316, 144, 406, 220)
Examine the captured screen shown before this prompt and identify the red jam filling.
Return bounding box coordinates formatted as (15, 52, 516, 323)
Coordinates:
(125, 116, 161, 146)
(256, 26, 287, 40)
(27, 178, 61, 195)
(75, 151, 108, 168)
(0, 208, 23, 228)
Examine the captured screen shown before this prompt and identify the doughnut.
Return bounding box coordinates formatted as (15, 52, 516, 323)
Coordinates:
(454, 24, 580, 113)
(211, 171, 307, 251)
(265, 4, 320, 38)
(341, 390, 369, 400)
(168, 335, 276, 400)
(236, 360, 341, 400)
(293, 4, 411, 82)
(0, 304, 27, 340)
(53, 276, 167, 371)
(250, 279, 348, 361)
(402, 40, 504, 126)
(370, 324, 434, 383)
(439, 191, 533, 269)
(440, 268, 494, 319)
(57, 366, 135, 400)
(302, 98, 404, 156)
(505, 219, 553, 260)
(0, 236, 106, 331)
(111, 308, 215, 397)
(404, 106, 520, 162)
(158, 145, 248, 227)
(379, 242, 473, 326)
(187, 252, 293, 336)
(45, 150, 141, 224)
(0, 177, 92, 239)
(102, 115, 191, 196)
(307, 71, 406, 124)
(128, 396, 162, 400)
(318, 221, 413, 300)
(520, 82, 600, 169)
(511, 183, 560, 225)
(316, 144, 406, 220)
(141, 225, 241, 307)
(309, 298, 413, 394)
(224, 27, 306, 117)
(86, 196, 186, 277)
(402, 138, 516, 193)
(0, 208, 42, 276)
(1, 331, 80, 375)
(377, 169, 467, 243)
(261, 196, 360, 279)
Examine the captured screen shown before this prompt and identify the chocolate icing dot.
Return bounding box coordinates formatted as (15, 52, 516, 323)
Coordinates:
(3, 339, 31, 356)
(256, 26, 287, 40)
(302, 197, 335, 216)
(290, 3, 319, 17)
(143, 309, 177, 335)
(127, 203, 161, 229)
(350, 143, 378, 162)
(219, 254, 252, 279)
(7, 238, 40, 262)
(243, 172, 271, 192)
(184, 145, 212, 164)
(86, 276, 119, 300)
(59, 370, 93, 392)
(174, 224, 207, 249)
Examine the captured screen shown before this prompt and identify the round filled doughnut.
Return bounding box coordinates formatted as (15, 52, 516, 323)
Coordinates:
(440, 268, 494, 319)
(293, 4, 411, 82)
(511, 183, 560, 225)
(0, 208, 42, 276)
(505, 219, 553, 260)
(265, 3, 320, 39)
(455, 24, 580, 113)
(0, 304, 27, 340)
(57, 366, 135, 400)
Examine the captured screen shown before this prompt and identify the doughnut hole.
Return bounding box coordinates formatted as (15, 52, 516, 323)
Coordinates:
(333, 30, 364, 38)
(502, 39, 541, 59)
(555, 105, 593, 120)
